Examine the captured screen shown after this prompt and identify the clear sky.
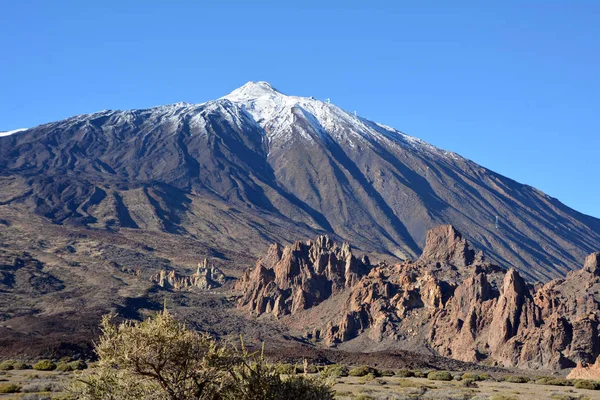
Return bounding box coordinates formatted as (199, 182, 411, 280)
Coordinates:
(1, 1, 599, 218)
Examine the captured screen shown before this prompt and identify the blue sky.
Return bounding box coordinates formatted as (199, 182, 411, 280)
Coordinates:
(1, 1, 599, 218)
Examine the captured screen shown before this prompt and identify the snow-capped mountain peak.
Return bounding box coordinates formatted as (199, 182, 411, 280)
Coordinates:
(223, 81, 284, 102)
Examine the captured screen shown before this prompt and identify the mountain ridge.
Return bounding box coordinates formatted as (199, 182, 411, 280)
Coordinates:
(1, 81, 599, 281)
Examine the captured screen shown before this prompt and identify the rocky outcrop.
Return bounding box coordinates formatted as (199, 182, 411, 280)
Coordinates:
(418, 225, 478, 268)
(236, 236, 369, 318)
(236, 225, 600, 370)
(151, 259, 226, 290)
(567, 356, 600, 380)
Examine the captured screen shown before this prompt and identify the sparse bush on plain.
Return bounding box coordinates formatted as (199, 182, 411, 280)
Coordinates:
(413, 370, 427, 378)
(33, 360, 56, 371)
(67, 311, 334, 400)
(535, 377, 573, 386)
(505, 375, 530, 383)
(0, 360, 14, 370)
(56, 362, 73, 372)
(427, 371, 453, 381)
(21, 382, 54, 393)
(574, 379, 600, 390)
(358, 373, 378, 383)
(0, 382, 21, 393)
(68, 360, 87, 370)
(380, 369, 395, 377)
(12, 361, 30, 370)
(461, 378, 478, 387)
(349, 365, 381, 377)
(321, 364, 349, 378)
(461, 372, 490, 381)
(395, 369, 414, 377)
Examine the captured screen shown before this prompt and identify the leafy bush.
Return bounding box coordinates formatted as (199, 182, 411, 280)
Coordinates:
(0, 383, 20, 393)
(574, 379, 600, 390)
(0, 360, 14, 371)
(12, 361, 30, 370)
(380, 369, 395, 377)
(56, 362, 73, 372)
(535, 377, 573, 386)
(69, 360, 87, 370)
(427, 371, 453, 381)
(33, 360, 56, 371)
(321, 364, 349, 378)
(67, 311, 334, 400)
(395, 369, 414, 377)
(462, 378, 478, 387)
(413, 370, 427, 378)
(461, 372, 490, 381)
(505, 375, 530, 383)
(358, 372, 377, 383)
(349, 365, 381, 377)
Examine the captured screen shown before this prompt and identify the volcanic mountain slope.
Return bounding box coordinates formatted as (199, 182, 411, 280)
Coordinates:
(1, 81, 600, 281)
(236, 225, 600, 370)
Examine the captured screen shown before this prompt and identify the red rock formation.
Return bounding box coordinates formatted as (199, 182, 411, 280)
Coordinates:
(236, 226, 600, 370)
(567, 356, 600, 380)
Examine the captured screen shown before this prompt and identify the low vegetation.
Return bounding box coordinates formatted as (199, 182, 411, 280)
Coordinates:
(427, 370, 453, 381)
(348, 366, 382, 377)
(33, 360, 57, 371)
(67, 310, 334, 400)
(0, 382, 21, 393)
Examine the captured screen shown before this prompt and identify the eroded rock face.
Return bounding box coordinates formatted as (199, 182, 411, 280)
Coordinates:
(236, 225, 600, 370)
(567, 356, 600, 380)
(151, 259, 226, 290)
(236, 236, 369, 318)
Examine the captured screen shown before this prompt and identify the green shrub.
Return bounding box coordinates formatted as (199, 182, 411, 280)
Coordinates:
(380, 369, 395, 377)
(66, 311, 334, 399)
(0, 383, 20, 393)
(11, 361, 29, 370)
(349, 365, 381, 377)
(56, 362, 73, 372)
(68, 360, 87, 370)
(461, 372, 489, 381)
(461, 378, 478, 388)
(427, 371, 453, 381)
(574, 380, 600, 390)
(0, 360, 14, 371)
(33, 360, 57, 371)
(321, 364, 349, 378)
(395, 369, 414, 377)
(535, 377, 573, 386)
(359, 372, 377, 383)
(505, 375, 530, 383)
(413, 370, 427, 378)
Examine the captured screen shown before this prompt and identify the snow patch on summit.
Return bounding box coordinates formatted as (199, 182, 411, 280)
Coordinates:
(220, 81, 455, 160)
(0, 128, 27, 137)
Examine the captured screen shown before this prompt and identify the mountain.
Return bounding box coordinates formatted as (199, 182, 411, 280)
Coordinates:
(1, 81, 598, 282)
(236, 226, 600, 369)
